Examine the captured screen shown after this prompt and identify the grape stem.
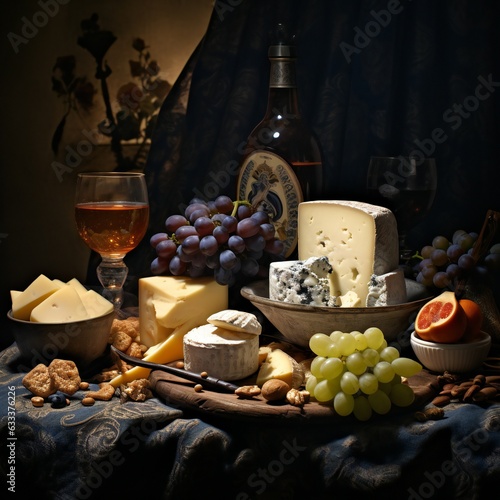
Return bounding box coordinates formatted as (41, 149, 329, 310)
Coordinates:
(231, 200, 252, 218)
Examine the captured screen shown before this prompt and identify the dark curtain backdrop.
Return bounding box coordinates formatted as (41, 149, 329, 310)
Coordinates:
(121, 0, 500, 290)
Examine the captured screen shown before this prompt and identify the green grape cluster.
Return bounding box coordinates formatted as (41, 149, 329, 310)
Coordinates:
(412, 229, 500, 291)
(307, 328, 422, 421)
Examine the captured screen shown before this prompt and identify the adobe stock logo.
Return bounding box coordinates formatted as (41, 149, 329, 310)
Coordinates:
(7, 0, 72, 54)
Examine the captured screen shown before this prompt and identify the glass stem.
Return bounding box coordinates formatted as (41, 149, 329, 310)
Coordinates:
(96, 257, 128, 310)
(399, 233, 413, 263)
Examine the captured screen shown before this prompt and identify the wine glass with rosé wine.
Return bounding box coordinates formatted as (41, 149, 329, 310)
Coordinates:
(75, 172, 149, 309)
(366, 156, 437, 262)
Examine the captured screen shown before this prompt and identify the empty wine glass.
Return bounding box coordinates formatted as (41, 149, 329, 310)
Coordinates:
(75, 172, 149, 309)
(366, 156, 437, 262)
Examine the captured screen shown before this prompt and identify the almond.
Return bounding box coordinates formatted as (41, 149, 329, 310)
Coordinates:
(261, 379, 290, 402)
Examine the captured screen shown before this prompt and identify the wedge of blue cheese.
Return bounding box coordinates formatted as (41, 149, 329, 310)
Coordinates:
(269, 257, 407, 307)
(269, 257, 339, 306)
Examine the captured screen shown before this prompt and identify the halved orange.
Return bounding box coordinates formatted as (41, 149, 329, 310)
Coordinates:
(459, 299, 483, 340)
(415, 291, 467, 343)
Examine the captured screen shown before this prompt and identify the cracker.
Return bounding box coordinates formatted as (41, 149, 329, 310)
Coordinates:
(48, 359, 81, 396)
(111, 317, 140, 339)
(125, 341, 143, 359)
(22, 364, 56, 398)
(111, 330, 133, 352)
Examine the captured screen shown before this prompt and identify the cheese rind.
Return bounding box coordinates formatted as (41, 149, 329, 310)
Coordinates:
(366, 269, 407, 306)
(298, 201, 399, 305)
(207, 310, 262, 335)
(139, 276, 228, 347)
(183, 324, 259, 381)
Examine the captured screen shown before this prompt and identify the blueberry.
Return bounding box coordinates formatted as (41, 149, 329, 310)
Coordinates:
(47, 391, 67, 408)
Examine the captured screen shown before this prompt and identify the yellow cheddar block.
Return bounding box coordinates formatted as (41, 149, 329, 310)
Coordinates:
(11, 274, 62, 320)
(108, 323, 189, 387)
(30, 286, 90, 323)
(139, 276, 228, 347)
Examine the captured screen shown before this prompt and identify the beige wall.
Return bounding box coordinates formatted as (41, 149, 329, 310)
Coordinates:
(0, 1, 212, 321)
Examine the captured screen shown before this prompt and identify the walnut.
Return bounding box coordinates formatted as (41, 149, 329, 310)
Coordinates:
(286, 388, 310, 407)
(235, 385, 261, 399)
(121, 379, 152, 402)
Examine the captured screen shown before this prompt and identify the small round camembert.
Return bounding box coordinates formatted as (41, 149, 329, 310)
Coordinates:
(183, 324, 259, 381)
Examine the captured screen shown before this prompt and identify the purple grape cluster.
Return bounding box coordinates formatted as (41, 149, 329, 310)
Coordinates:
(413, 229, 500, 290)
(149, 195, 285, 285)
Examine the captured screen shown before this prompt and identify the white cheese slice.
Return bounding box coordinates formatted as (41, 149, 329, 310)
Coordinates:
(298, 200, 399, 305)
(183, 324, 259, 381)
(366, 269, 407, 306)
(139, 276, 228, 347)
(80, 289, 114, 317)
(11, 274, 62, 320)
(30, 286, 90, 323)
(66, 278, 89, 298)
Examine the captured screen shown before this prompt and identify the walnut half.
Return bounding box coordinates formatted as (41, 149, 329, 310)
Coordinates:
(286, 388, 310, 407)
(235, 385, 261, 399)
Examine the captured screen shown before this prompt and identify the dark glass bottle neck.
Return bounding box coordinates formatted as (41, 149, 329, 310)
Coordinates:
(266, 57, 300, 118)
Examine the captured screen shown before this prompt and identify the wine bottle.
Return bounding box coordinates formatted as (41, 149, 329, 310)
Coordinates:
(237, 24, 323, 258)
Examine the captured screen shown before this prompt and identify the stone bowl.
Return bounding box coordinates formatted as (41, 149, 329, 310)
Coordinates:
(410, 331, 492, 373)
(240, 279, 431, 347)
(7, 308, 115, 370)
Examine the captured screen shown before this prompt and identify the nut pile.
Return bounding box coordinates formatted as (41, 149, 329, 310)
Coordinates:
(431, 372, 500, 407)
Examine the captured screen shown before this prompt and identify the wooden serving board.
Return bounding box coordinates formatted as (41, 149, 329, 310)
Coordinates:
(149, 369, 440, 422)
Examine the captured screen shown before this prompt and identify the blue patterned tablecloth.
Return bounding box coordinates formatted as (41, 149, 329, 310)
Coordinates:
(1, 343, 500, 500)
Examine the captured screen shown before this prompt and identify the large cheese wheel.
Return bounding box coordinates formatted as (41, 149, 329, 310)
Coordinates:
(183, 324, 259, 381)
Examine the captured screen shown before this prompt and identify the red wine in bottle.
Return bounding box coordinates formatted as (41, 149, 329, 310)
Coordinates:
(237, 24, 323, 258)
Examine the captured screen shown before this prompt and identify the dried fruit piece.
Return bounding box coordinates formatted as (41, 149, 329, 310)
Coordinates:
(86, 383, 115, 401)
(415, 291, 467, 343)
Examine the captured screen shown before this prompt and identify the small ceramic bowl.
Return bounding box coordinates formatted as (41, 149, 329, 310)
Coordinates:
(240, 279, 431, 347)
(410, 331, 492, 373)
(7, 309, 115, 370)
